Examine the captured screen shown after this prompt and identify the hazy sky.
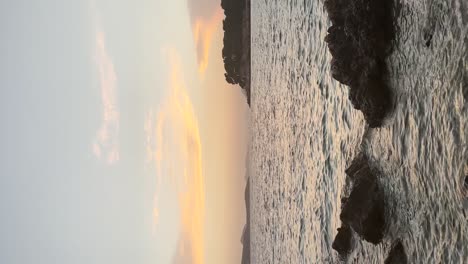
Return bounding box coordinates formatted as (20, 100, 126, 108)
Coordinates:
(0, 0, 248, 263)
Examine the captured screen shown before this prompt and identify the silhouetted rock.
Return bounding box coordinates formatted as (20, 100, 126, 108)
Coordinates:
(332, 224, 355, 258)
(241, 225, 250, 264)
(241, 178, 250, 264)
(340, 155, 385, 244)
(384, 240, 408, 264)
(423, 13, 436, 48)
(424, 32, 433, 47)
(221, 0, 251, 106)
(324, 0, 398, 127)
(345, 152, 369, 180)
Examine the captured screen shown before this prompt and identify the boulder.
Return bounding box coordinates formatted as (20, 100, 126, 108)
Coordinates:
(340, 155, 385, 244)
(384, 240, 408, 264)
(345, 153, 369, 180)
(324, 0, 397, 127)
(332, 224, 355, 258)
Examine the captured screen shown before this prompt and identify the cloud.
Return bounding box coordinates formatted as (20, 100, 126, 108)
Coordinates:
(152, 194, 160, 233)
(92, 30, 120, 164)
(187, 0, 220, 21)
(145, 51, 205, 264)
(172, 234, 194, 264)
(186, 0, 224, 76)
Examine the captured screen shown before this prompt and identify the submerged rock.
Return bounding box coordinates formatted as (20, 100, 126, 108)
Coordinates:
(324, 0, 398, 127)
(340, 155, 385, 244)
(332, 224, 355, 259)
(384, 240, 408, 264)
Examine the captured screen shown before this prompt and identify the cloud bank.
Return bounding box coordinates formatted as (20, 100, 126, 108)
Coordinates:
(145, 51, 205, 264)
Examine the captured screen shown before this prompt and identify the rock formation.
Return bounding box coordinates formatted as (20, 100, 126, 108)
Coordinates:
(241, 178, 250, 264)
(221, 0, 251, 105)
(332, 224, 355, 259)
(384, 240, 408, 264)
(340, 154, 386, 244)
(324, 0, 398, 127)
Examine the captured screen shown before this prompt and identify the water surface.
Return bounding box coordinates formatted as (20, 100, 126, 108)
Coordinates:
(250, 0, 468, 262)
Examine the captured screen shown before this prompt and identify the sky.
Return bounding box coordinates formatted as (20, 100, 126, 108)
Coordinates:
(0, 0, 249, 263)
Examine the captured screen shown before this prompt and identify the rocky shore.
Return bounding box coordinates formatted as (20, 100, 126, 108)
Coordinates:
(324, 0, 398, 127)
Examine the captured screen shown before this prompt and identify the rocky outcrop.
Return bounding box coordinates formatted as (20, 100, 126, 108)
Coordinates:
(324, 0, 398, 127)
(221, 0, 251, 106)
(241, 178, 250, 264)
(332, 224, 355, 259)
(340, 154, 385, 244)
(384, 240, 408, 264)
(344, 152, 369, 181)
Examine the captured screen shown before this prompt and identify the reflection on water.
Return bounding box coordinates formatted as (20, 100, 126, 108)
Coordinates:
(250, 0, 467, 262)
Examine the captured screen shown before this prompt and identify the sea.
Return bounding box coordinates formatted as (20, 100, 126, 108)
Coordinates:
(249, 0, 468, 263)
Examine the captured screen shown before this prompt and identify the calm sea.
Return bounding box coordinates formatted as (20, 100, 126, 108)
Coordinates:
(250, 0, 468, 263)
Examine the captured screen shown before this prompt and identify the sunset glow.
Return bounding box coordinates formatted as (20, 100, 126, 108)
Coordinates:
(192, 8, 224, 76)
(146, 51, 205, 263)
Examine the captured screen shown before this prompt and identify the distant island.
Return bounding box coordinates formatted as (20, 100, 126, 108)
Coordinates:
(221, 0, 251, 106)
(240, 177, 250, 264)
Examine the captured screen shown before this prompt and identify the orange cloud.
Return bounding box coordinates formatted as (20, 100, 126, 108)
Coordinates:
(92, 30, 120, 164)
(191, 8, 223, 76)
(145, 51, 205, 264)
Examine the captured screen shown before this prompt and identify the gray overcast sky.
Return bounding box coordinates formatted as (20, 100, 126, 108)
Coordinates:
(0, 0, 248, 263)
(0, 0, 184, 263)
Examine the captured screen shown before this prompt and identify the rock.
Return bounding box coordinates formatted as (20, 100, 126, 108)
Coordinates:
(324, 0, 397, 127)
(332, 224, 355, 258)
(345, 153, 369, 180)
(241, 178, 251, 264)
(424, 32, 433, 47)
(340, 155, 385, 244)
(384, 240, 408, 264)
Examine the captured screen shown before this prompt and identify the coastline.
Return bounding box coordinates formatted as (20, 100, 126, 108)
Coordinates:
(240, 0, 251, 106)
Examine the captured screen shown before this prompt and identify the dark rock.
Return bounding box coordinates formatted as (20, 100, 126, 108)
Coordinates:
(221, 0, 251, 106)
(345, 153, 369, 180)
(324, 0, 398, 127)
(340, 155, 385, 244)
(241, 178, 250, 264)
(424, 32, 433, 47)
(422, 7, 436, 48)
(340, 197, 348, 208)
(332, 224, 355, 258)
(384, 240, 408, 264)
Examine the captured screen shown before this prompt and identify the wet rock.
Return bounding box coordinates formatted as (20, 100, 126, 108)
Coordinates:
(345, 152, 369, 180)
(424, 31, 433, 47)
(384, 240, 408, 264)
(340, 155, 385, 244)
(324, 0, 398, 127)
(332, 224, 355, 258)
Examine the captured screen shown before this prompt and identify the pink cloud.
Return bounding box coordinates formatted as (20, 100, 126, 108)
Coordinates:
(92, 30, 120, 164)
(186, 0, 224, 76)
(145, 51, 205, 263)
